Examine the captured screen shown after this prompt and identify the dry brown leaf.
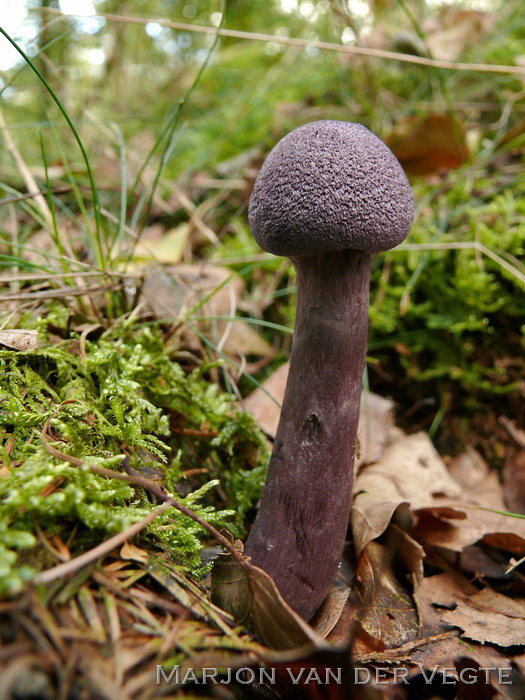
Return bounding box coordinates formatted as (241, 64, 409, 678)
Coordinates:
(413, 502, 525, 554)
(482, 532, 525, 556)
(133, 224, 191, 264)
(243, 361, 289, 436)
(310, 561, 353, 640)
(447, 449, 492, 492)
(358, 392, 396, 467)
(459, 545, 511, 580)
(386, 114, 469, 176)
(221, 319, 273, 359)
(352, 432, 462, 555)
(0, 329, 38, 351)
(410, 633, 511, 687)
(311, 583, 350, 641)
(244, 361, 395, 466)
(442, 588, 525, 646)
(417, 571, 478, 611)
(141, 263, 241, 318)
(448, 449, 507, 511)
(395, 527, 425, 585)
(140, 263, 272, 359)
(353, 541, 419, 650)
(409, 447, 525, 561)
(414, 571, 478, 634)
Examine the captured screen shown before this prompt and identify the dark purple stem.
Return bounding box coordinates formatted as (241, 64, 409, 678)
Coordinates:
(244, 249, 371, 620)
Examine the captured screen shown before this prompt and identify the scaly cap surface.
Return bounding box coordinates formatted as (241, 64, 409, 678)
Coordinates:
(249, 120, 414, 257)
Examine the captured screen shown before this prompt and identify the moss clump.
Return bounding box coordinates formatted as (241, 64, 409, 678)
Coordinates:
(369, 180, 525, 396)
(0, 320, 268, 596)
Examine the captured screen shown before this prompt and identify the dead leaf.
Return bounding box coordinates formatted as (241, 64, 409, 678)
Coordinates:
(353, 541, 419, 650)
(133, 224, 191, 264)
(447, 449, 507, 511)
(442, 588, 525, 646)
(358, 392, 396, 467)
(482, 532, 525, 556)
(413, 502, 525, 554)
(447, 449, 491, 491)
(243, 362, 289, 436)
(414, 571, 478, 633)
(310, 562, 352, 639)
(386, 114, 469, 177)
(426, 8, 496, 62)
(140, 263, 272, 359)
(410, 633, 512, 690)
(395, 527, 425, 585)
(352, 432, 461, 555)
(0, 329, 38, 351)
(211, 553, 327, 651)
(417, 571, 478, 610)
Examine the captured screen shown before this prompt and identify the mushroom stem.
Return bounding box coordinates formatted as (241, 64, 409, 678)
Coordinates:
(245, 249, 371, 620)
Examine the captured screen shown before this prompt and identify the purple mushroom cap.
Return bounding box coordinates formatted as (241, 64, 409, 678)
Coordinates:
(248, 120, 414, 257)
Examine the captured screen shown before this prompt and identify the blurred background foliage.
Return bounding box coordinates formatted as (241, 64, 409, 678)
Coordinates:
(1, 0, 524, 463)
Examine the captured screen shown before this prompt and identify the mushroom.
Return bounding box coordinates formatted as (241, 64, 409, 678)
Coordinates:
(244, 120, 414, 621)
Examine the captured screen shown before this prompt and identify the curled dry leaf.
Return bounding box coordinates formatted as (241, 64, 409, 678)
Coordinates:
(414, 571, 478, 633)
(311, 573, 352, 640)
(352, 432, 461, 556)
(502, 449, 525, 515)
(211, 552, 327, 652)
(410, 447, 525, 559)
(243, 362, 289, 436)
(353, 541, 419, 652)
(447, 448, 493, 493)
(132, 223, 191, 264)
(417, 571, 478, 611)
(413, 498, 525, 555)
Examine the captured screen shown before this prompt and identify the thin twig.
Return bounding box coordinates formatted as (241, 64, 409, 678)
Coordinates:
(40, 7, 525, 76)
(0, 185, 132, 207)
(0, 271, 141, 283)
(0, 283, 122, 301)
(32, 502, 172, 584)
(398, 241, 525, 285)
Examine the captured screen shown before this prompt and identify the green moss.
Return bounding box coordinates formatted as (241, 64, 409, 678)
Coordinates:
(368, 172, 525, 397)
(0, 319, 268, 596)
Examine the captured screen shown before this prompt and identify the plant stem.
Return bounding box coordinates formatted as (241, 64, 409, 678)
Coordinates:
(245, 249, 371, 620)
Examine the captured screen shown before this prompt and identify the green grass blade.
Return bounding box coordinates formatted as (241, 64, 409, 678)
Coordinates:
(0, 27, 104, 269)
